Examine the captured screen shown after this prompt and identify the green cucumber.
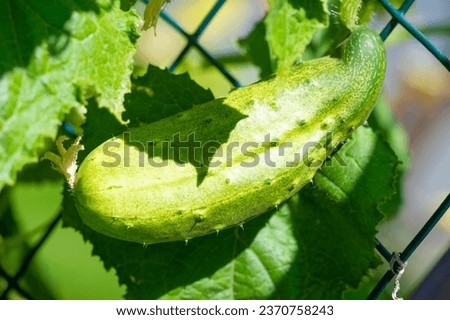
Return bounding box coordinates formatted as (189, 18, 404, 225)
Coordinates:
(74, 26, 386, 244)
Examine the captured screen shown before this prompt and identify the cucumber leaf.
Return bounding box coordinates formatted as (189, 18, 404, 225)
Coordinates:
(241, 0, 366, 72)
(265, 0, 329, 71)
(241, 0, 399, 66)
(238, 21, 273, 78)
(368, 97, 409, 217)
(120, 0, 139, 11)
(0, 0, 139, 191)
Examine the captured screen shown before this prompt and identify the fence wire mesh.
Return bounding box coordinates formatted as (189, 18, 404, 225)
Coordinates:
(0, 0, 449, 300)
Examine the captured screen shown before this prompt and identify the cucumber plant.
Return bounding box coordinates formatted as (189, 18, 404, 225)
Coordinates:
(72, 26, 386, 244)
(1, 0, 411, 300)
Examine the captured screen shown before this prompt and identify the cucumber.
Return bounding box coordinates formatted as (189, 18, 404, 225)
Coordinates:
(74, 26, 386, 244)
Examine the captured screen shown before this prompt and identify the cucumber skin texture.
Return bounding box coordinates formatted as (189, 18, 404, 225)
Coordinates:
(74, 27, 386, 244)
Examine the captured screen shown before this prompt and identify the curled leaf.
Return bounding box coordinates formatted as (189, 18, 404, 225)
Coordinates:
(142, 0, 171, 31)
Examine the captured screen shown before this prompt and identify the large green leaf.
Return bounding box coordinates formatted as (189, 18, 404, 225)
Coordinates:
(0, 0, 139, 190)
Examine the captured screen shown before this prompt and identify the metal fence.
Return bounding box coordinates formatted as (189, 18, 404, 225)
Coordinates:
(1, 0, 449, 300)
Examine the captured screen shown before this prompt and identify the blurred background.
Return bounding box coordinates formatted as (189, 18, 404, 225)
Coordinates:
(2, 0, 448, 299)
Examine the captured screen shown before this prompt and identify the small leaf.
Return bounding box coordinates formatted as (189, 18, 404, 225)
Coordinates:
(340, 0, 363, 30)
(359, 0, 404, 25)
(265, 0, 329, 71)
(78, 66, 214, 163)
(142, 0, 171, 31)
(42, 136, 84, 188)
